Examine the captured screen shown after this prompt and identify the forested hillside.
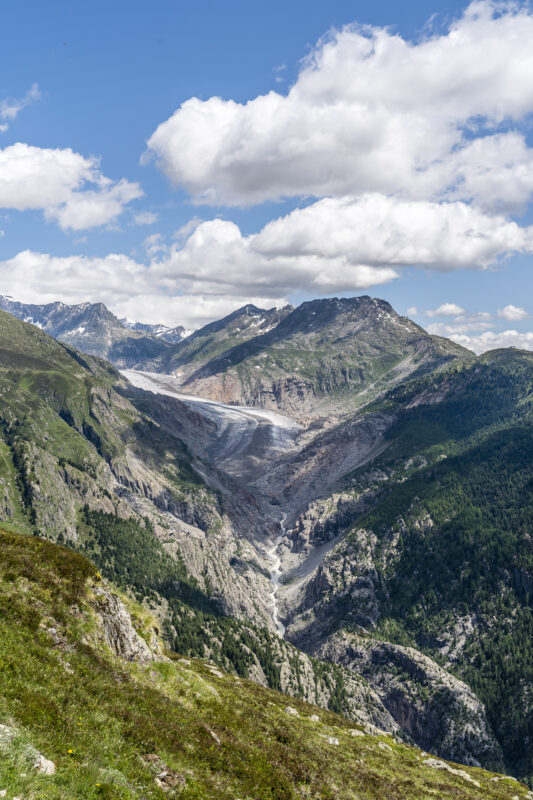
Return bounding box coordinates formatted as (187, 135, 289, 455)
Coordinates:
(282, 350, 533, 780)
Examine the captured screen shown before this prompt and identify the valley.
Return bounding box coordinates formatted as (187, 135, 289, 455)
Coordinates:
(122, 369, 302, 480)
(0, 297, 531, 792)
(5, 4, 533, 796)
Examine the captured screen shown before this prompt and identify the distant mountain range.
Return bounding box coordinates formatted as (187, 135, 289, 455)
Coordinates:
(0, 296, 188, 366)
(0, 294, 471, 419)
(120, 316, 189, 343)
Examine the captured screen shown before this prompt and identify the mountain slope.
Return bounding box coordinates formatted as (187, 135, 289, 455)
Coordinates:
(0, 527, 528, 800)
(0, 308, 282, 631)
(0, 296, 181, 366)
(156, 302, 293, 374)
(275, 349, 533, 782)
(1, 305, 532, 781)
(155, 296, 471, 419)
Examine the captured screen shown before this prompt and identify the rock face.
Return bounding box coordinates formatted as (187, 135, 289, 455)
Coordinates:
(91, 585, 155, 663)
(316, 632, 504, 771)
(283, 527, 386, 649)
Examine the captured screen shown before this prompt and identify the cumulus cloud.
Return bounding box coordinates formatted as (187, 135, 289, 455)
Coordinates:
(406, 306, 418, 316)
(158, 194, 532, 299)
(151, 215, 395, 298)
(145, 2, 533, 208)
(0, 249, 285, 328)
(0, 84, 41, 132)
(426, 308, 494, 338)
(426, 306, 533, 353)
(0, 143, 142, 230)
(449, 329, 533, 354)
(4, 188, 532, 328)
(497, 304, 528, 320)
(425, 303, 466, 317)
(254, 195, 531, 275)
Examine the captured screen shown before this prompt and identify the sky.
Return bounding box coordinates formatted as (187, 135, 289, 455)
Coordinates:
(1, 0, 533, 352)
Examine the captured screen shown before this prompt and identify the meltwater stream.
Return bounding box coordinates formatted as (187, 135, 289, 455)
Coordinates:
(267, 513, 287, 638)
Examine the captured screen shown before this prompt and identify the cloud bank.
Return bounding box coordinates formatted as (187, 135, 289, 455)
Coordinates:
(3, 186, 532, 329)
(449, 329, 533, 354)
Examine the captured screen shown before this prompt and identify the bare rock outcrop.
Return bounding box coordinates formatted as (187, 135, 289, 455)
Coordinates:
(91, 585, 155, 663)
(316, 631, 504, 771)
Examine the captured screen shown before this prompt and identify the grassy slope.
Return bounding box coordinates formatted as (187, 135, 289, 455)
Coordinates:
(0, 527, 530, 800)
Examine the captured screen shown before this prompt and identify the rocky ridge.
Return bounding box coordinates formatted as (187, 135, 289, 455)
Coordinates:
(0, 295, 184, 366)
(153, 296, 470, 419)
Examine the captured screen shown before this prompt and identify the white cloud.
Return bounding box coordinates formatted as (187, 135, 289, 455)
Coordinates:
(426, 310, 494, 337)
(145, 3, 533, 208)
(497, 303, 528, 320)
(406, 306, 418, 316)
(0, 84, 41, 131)
(425, 303, 466, 317)
(0, 249, 285, 328)
(158, 216, 397, 297)
(133, 210, 158, 225)
(253, 195, 532, 275)
(0, 143, 142, 230)
(3, 189, 531, 329)
(143, 233, 167, 257)
(427, 318, 493, 336)
(449, 329, 533, 354)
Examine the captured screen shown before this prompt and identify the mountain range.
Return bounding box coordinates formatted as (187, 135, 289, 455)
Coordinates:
(148, 296, 469, 420)
(0, 295, 187, 366)
(0, 294, 470, 420)
(0, 294, 532, 794)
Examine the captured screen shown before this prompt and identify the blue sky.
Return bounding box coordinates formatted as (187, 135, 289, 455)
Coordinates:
(1, 0, 532, 351)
